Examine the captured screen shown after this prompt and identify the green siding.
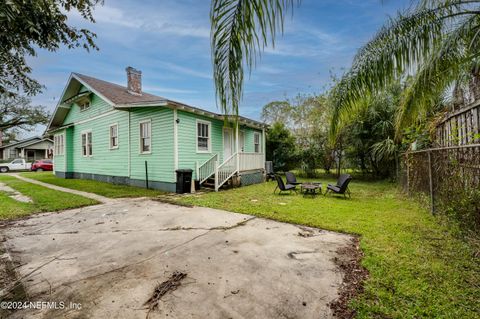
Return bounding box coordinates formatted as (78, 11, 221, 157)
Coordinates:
(53, 85, 263, 187)
(243, 127, 263, 153)
(66, 127, 74, 172)
(68, 111, 129, 176)
(177, 111, 263, 180)
(177, 111, 224, 180)
(129, 107, 175, 183)
(64, 86, 113, 124)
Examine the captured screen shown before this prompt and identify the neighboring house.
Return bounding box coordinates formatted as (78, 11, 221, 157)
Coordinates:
(0, 136, 53, 161)
(46, 67, 267, 192)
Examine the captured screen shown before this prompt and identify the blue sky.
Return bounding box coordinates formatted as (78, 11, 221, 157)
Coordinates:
(28, 0, 409, 137)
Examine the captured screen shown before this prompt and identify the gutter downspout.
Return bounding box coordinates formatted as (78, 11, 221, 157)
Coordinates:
(236, 122, 239, 174)
(64, 131, 67, 173)
(173, 108, 178, 181)
(128, 111, 131, 178)
(262, 126, 266, 167)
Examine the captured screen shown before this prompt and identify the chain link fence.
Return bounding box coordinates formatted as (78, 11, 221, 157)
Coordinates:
(400, 144, 480, 232)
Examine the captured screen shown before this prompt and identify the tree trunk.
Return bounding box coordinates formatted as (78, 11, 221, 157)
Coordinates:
(453, 82, 465, 110)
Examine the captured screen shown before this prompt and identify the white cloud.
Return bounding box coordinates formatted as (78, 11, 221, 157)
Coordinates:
(143, 85, 198, 94)
(91, 4, 210, 38)
(157, 61, 212, 79)
(257, 65, 284, 74)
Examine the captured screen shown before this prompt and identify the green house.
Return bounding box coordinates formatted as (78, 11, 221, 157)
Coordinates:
(46, 67, 267, 192)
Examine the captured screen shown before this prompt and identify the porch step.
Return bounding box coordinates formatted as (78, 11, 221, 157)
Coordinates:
(200, 176, 230, 190)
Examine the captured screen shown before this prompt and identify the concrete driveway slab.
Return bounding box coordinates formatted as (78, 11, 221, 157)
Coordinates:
(0, 199, 353, 319)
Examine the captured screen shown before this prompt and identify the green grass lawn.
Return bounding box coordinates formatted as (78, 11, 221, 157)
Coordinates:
(175, 178, 480, 318)
(0, 175, 98, 220)
(20, 172, 166, 198)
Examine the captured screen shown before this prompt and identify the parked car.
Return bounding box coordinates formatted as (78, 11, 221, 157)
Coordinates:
(0, 159, 32, 173)
(31, 159, 53, 172)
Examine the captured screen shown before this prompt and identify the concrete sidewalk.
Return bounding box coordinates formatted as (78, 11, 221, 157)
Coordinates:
(8, 173, 112, 203)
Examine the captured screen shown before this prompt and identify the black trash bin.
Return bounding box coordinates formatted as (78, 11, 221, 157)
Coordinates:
(176, 169, 193, 194)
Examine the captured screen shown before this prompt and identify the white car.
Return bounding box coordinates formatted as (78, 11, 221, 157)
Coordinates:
(0, 159, 32, 173)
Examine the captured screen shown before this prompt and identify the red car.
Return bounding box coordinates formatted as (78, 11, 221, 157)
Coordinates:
(31, 159, 53, 172)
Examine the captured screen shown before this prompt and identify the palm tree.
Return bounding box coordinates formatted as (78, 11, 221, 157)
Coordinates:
(330, 0, 480, 137)
(210, 0, 298, 117)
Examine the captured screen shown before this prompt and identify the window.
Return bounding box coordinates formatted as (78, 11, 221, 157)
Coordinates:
(140, 120, 151, 153)
(12, 159, 23, 164)
(197, 120, 210, 152)
(110, 124, 119, 149)
(81, 131, 93, 157)
(254, 132, 261, 153)
(79, 101, 90, 111)
(54, 134, 64, 156)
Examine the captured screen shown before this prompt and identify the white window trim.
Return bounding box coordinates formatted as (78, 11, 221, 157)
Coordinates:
(254, 132, 261, 153)
(109, 123, 119, 150)
(196, 119, 212, 153)
(54, 133, 65, 156)
(79, 101, 90, 112)
(81, 130, 93, 157)
(139, 119, 152, 154)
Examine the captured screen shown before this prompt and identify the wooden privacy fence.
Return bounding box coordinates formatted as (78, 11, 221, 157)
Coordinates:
(401, 144, 480, 216)
(436, 102, 480, 146)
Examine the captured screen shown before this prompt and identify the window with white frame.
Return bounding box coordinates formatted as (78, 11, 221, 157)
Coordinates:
(254, 132, 261, 153)
(197, 120, 210, 152)
(109, 124, 118, 149)
(79, 101, 90, 111)
(140, 120, 151, 153)
(54, 134, 64, 156)
(81, 131, 93, 157)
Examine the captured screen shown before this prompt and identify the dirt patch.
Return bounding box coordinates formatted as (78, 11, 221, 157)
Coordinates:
(329, 236, 369, 319)
(0, 242, 28, 318)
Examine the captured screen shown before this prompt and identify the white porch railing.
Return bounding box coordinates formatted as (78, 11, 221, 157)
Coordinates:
(196, 154, 218, 184)
(215, 153, 238, 191)
(239, 152, 264, 171)
(196, 152, 265, 191)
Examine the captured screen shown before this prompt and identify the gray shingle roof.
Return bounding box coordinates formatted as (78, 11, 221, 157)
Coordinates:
(73, 73, 165, 105)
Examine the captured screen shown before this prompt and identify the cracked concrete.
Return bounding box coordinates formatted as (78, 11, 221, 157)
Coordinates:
(0, 198, 353, 318)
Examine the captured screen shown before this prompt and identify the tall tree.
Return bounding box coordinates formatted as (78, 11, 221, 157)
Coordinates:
(261, 101, 293, 126)
(330, 0, 480, 137)
(0, 0, 101, 96)
(0, 95, 50, 134)
(210, 0, 297, 117)
(266, 122, 297, 172)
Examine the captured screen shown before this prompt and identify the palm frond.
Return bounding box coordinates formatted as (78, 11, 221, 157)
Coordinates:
(396, 13, 480, 136)
(330, 0, 480, 138)
(371, 138, 397, 162)
(210, 0, 297, 117)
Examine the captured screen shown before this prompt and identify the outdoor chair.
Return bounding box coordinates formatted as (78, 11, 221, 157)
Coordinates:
(285, 171, 302, 185)
(274, 175, 297, 194)
(325, 174, 352, 198)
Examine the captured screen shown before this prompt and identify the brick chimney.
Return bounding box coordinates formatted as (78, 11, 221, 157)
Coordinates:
(126, 66, 142, 96)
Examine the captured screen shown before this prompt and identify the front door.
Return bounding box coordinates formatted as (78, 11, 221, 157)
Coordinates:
(223, 128, 233, 159)
(26, 150, 35, 162)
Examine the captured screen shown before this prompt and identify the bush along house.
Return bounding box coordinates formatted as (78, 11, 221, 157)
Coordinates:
(46, 67, 267, 192)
